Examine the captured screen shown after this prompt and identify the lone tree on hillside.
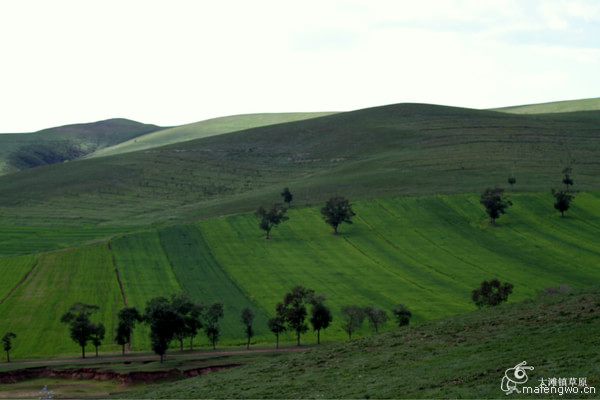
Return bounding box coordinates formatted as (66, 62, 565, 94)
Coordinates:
(255, 203, 289, 240)
(115, 306, 142, 355)
(552, 189, 575, 217)
(241, 307, 255, 350)
(480, 186, 512, 225)
(143, 296, 180, 363)
(281, 285, 315, 346)
(309, 295, 333, 345)
(562, 167, 574, 191)
(60, 302, 100, 359)
(391, 304, 412, 327)
(507, 176, 516, 190)
(363, 305, 388, 333)
(471, 279, 514, 308)
(321, 196, 356, 234)
(268, 303, 287, 349)
(340, 305, 364, 341)
(2, 332, 17, 362)
(281, 187, 293, 206)
(204, 302, 224, 350)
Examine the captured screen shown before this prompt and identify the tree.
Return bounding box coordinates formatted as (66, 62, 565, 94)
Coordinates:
(204, 302, 224, 350)
(340, 305, 364, 341)
(552, 189, 575, 217)
(90, 323, 105, 357)
(267, 303, 287, 349)
(309, 297, 332, 345)
(363, 305, 388, 333)
(281, 187, 293, 206)
(471, 279, 514, 308)
(2, 332, 16, 362)
(507, 176, 516, 190)
(255, 203, 289, 240)
(392, 304, 412, 327)
(479, 186, 512, 225)
(143, 296, 180, 363)
(114, 306, 142, 355)
(281, 285, 315, 345)
(60, 302, 100, 359)
(241, 307, 255, 350)
(562, 167, 574, 191)
(170, 292, 204, 351)
(320, 197, 356, 234)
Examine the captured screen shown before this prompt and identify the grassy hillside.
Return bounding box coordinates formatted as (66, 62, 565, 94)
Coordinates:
(88, 112, 337, 158)
(126, 286, 600, 399)
(494, 97, 600, 114)
(0, 119, 161, 175)
(0, 103, 598, 226)
(0, 192, 598, 358)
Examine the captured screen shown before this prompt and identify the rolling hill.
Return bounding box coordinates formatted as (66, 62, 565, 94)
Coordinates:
(493, 97, 600, 114)
(0, 118, 161, 175)
(0, 99, 598, 375)
(0, 103, 598, 227)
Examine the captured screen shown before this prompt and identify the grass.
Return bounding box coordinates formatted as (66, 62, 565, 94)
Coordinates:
(0, 103, 599, 226)
(494, 97, 600, 114)
(88, 112, 337, 158)
(1, 191, 598, 359)
(123, 286, 600, 399)
(0, 118, 160, 175)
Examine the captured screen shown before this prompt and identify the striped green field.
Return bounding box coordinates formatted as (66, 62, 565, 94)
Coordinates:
(1, 191, 598, 359)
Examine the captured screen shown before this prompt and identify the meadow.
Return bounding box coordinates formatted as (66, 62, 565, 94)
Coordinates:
(0, 191, 598, 359)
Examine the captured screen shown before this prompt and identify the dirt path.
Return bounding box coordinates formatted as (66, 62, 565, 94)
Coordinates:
(0, 257, 39, 305)
(2, 346, 314, 368)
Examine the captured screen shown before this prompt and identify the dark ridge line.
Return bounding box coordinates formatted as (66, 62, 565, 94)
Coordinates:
(0, 257, 39, 305)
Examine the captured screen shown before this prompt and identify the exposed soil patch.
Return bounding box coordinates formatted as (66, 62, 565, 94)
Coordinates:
(0, 363, 241, 386)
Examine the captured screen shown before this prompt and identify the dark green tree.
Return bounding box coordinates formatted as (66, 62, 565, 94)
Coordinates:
(392, 304, 412, 327)
(90, 322, 105, 357)
(255, 203, 289, 240)
(267, 303, 287, 349)
(309, 297, 332, 345)
(363, 305, 388, 333)
(562, 167, 574, 191)
(281, 187, 293, 205)
(471, 279, 514, 308)
(170, 292, 204, 351)
(2, 332, 17, 362)
(507, 176, 516, 190)
(185, 303, 205, 350)
(60, 302, 100, 358)
(204, 302, 224, 350)
(320, 196, 356, 234)
(552, 189, 575, 217)
(282, 285, 315, 345)
(241, 307, 255, 350)
(340, 305, 364, 341)
(480, 186, 512, 225)
(143, 296, 180, 363)
(114, 306, 142, 355)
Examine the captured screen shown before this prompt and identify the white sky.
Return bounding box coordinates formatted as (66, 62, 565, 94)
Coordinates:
(1, 0, 599, 132)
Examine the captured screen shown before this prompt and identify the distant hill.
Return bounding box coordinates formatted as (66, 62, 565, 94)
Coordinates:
(493, 97, 600, 114)
(0, 118, 161, 175)
(0, 102, 598, 226)
(88, 112, 338, 158)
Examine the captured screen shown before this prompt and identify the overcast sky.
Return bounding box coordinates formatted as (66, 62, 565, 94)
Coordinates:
(1, 0, 599, 132)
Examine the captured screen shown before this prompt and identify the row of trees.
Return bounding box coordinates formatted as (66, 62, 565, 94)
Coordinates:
(256, 189, 356, 239)
(56, 286, 413, 362)
(267, 285, 412, 346)
(481, 168, 577, 224)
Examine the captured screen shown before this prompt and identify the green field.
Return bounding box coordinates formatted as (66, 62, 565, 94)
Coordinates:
(494, 97, 600, 114)
(1, 191, 598, 359)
